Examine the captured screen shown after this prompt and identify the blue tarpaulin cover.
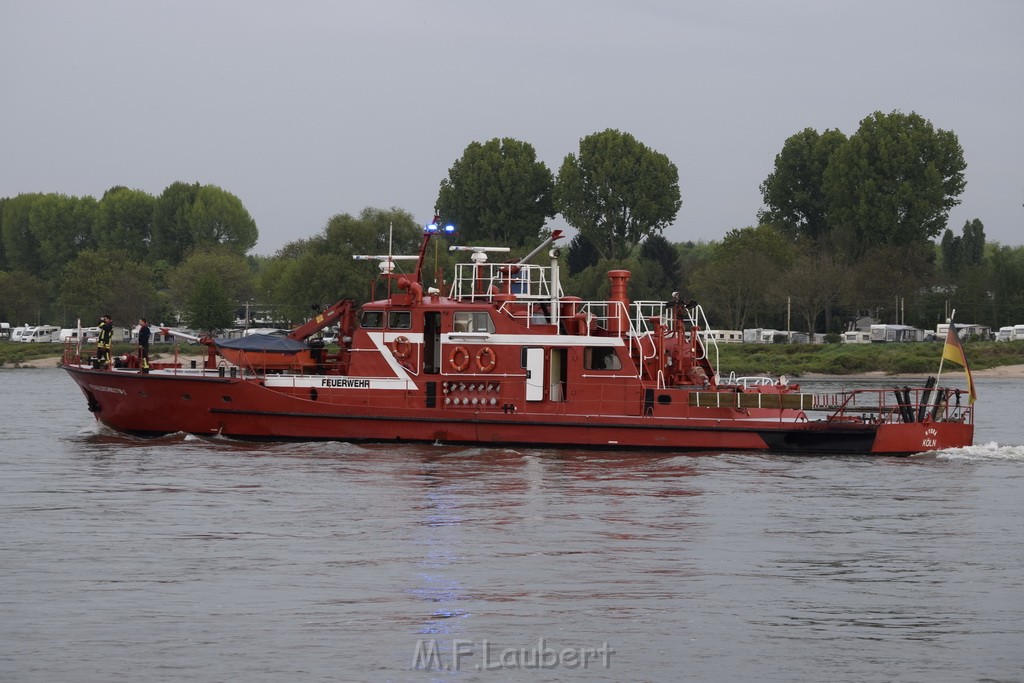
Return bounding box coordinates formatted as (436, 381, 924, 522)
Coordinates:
(215, 334, 306, 353)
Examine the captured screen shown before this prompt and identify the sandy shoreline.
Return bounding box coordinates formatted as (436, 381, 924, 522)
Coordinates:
(6, 353, 1024, 378)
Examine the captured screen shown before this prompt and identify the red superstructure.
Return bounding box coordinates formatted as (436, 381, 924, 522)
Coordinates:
(61, 228, 974, 455)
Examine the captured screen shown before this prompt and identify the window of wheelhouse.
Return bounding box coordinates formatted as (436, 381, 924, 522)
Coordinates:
(584, 346, 621, 370)
(388, 310, 411, 330)
(453, 311, 494, 334)
(360, 311, 384, 329)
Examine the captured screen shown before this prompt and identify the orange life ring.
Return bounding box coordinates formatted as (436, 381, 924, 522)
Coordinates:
(449, 346, 470, 372)
(393, 335, 412, 359)
(476, 346, 496, 372)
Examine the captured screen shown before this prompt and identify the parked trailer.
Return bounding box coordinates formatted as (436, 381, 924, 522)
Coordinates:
(936, 323, 992, 340)
(870, 324, 924, 343)
(703, 329, 743, 344)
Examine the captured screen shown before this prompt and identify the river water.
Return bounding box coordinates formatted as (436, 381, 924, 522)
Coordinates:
(1, 368, 1022, 682)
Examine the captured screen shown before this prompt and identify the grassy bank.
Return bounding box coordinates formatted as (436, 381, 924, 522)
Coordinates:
(715, 340, 1024, 376)
(4, 339, 1024, 376)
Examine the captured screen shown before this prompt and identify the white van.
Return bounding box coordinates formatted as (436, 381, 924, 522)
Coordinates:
(19, 325, 61, 343)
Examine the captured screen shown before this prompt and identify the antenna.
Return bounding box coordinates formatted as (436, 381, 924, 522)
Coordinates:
(352, 254, 419, 274)
(448, 245, 511, 264)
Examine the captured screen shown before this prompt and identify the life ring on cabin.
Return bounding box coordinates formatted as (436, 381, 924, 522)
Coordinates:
(449, 346, 470, 372)
(476, 346, 496, 372)
(392, 335, 412, 359)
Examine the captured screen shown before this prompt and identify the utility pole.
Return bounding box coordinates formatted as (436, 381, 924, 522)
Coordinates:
(787, 296, 791, 341)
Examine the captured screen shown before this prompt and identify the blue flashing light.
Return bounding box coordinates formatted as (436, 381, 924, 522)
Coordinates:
(425, 223, 438, 233)
(444, 224, 456, 234)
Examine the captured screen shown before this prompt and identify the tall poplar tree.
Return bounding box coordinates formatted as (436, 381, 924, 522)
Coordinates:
(555, 129, 681, 261)
(824, 110, 966, 260)
(759, 127, 847, 243)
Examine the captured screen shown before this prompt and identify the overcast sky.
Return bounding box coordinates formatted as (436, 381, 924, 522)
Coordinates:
(2, 1, 1021, 256)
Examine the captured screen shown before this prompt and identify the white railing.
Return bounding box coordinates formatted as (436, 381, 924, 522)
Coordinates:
(449, 262, 561, 301)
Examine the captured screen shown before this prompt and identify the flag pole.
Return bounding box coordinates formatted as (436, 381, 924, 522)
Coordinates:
(936, 308, 956, 385)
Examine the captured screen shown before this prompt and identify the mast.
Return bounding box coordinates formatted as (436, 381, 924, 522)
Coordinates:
(936, 308, 956, 384)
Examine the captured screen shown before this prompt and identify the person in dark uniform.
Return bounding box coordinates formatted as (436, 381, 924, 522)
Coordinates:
(96, 315, 114, 368)
(137, 318, 151, 373)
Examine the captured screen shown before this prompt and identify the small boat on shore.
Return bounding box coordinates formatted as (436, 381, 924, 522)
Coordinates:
(60, 225, 974, 455)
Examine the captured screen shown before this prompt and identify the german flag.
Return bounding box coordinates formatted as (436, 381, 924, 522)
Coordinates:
(942, 324, 977, 404)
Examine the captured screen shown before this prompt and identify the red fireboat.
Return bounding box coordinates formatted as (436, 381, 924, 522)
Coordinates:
(61, 224, 974, 455)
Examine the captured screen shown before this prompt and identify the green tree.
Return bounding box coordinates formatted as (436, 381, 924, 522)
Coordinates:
(565, 233, 600, 276)
(167, 247, 255, 315)
(772, 249, 851, 334)
(988, 244, 1024, 326)
(57, 250, 114, 325)
(261, 207, 425, 321)
(184, 273, 235, 333)
(57, 249, 159, 326)
(1, 193, 45, 274)
(152, 181, 200, 264)
(323, 206, 422, 257)
(555, 129, 681, 261)
(186, 185, 258, 254)
(0, 197, 7, 270)
(0, 269, 49, 325)
(674, 240, 717, 302)
(961, 218, 985, 267)
(689, 225, 795, 330)
(436, 138, 555, 247)
(639, 233, 681, 294)
(94, 187, 156, 261)
(940, 228, 961, 275)
(824, 111, 966, 261)
(29, 193, 98, 281)
(759, 127, 847, 243)
(847, 243, 936, 324)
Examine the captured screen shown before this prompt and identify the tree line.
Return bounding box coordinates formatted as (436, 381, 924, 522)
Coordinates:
(2, 110, 1023, 334)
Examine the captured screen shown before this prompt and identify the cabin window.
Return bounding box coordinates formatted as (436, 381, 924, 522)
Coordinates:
(584, 346, 621, 371)
(520, 346, 541, 368)
(360, 311, 384, 329)
(388, 311, 412, 330)
(453, 311, 494, 334)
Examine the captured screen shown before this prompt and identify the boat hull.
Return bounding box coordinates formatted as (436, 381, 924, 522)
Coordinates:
(63, 365, 974, 455)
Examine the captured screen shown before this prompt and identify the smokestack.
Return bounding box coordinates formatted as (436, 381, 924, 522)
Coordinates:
(607, 270, 632, 335)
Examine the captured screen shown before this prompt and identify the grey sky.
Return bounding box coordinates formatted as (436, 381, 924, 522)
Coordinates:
(2, 0, 1021, 255)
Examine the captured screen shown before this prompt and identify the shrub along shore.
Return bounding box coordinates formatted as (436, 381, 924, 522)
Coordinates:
(3, 340, 1024, 375)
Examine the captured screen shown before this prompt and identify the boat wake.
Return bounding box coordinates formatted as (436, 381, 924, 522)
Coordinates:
(933, 441, 1024, 462)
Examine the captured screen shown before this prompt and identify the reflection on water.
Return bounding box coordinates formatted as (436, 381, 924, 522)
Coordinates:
(1, 369, 1022, 681)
